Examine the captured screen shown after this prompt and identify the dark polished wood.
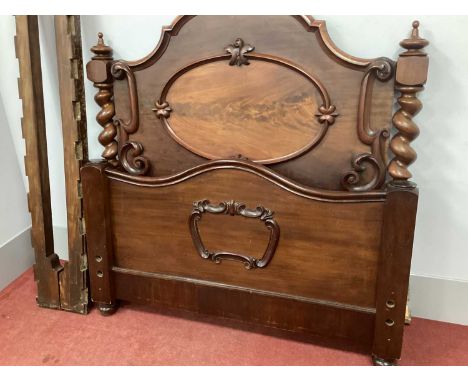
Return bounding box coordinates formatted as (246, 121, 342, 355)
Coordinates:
(189, 200, 280, 269)
(86, 33, 117, 165)
(372, 184, 418, 364)
(82, 16, 429, 365)
(81, 162, 115, 307)
(113, 269, 375, 346)
(389, 21, 429, 185)
(108, 15, 395, 190)
(98, 302, 119, 316)
(108, 167, 383, 308)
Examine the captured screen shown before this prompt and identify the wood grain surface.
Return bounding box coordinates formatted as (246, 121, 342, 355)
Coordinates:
(109, 169, 384, 308)
(165, 60, 323, 162)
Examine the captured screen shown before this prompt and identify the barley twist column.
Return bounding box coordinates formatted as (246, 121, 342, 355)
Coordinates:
(86, 33, 118, 165)
(388, 21, 429, 187)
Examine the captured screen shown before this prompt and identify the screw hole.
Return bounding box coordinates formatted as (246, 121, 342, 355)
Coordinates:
(386, 299, 396, 309)
(96, 256, 103, 262)
(97, 271, 103, 278)
(385, 319, 395, 327)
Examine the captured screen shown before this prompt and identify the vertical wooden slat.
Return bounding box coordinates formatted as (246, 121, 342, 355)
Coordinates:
(54, 15, 89, 314)
(15, 15, 62, 308)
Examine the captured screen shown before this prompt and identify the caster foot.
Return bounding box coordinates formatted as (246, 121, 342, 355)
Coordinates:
(98, 302, 118, 316)
(372, 356, 396, 366)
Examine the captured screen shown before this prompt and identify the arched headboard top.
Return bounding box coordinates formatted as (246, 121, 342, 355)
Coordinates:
(124, 15, 390, 71)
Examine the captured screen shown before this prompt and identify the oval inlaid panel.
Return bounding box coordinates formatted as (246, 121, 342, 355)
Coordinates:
(163, 60, 325, 163)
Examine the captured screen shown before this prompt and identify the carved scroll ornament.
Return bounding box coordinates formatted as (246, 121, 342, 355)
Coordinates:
(87, 33, 149, 176)
(111, 60, 149, 176)
(189, 200, 280, 269)
(342, 58, 394, 192)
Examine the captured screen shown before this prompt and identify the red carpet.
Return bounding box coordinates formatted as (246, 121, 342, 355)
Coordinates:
(0, 268, 467, 366)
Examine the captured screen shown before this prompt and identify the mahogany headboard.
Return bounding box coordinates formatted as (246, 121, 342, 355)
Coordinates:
(84, 16, 429, 365)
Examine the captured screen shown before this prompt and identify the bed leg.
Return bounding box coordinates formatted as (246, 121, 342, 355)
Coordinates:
(82, 163, 116, 316)
(372, 356, 396, 366)
(372, 184, 418, 365)
(98, 301, 119, 316)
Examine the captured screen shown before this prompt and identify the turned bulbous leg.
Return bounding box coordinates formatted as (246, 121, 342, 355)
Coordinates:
(98, 302, 118, 316)
(372, 356, 397, 366)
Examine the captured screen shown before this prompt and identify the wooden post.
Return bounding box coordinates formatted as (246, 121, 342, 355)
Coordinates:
(15, 16, 62, 308)
(373, 21, 429, 365)
(54, 15, 89, 314)
(372, 185, 419, 365)
(86, 33, 118, 165)
(388, 21, 429, 187)
(81, 163, 117, 315)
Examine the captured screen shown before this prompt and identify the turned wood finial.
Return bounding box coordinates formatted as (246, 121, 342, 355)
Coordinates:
(91, 32, 113, 58)
(399, 21, 429, 52)
(388, 20, 429, 187)
(86, 33, 118, 165)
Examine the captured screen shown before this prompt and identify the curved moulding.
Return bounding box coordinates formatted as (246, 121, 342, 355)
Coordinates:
(126, 16, 384, 72)
(105, 159, 386, 203)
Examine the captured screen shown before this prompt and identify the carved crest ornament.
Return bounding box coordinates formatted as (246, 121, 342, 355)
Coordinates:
(225, 38, 255, 66)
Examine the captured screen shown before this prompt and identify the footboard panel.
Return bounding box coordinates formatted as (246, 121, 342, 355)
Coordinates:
(108, 167, 384, 309)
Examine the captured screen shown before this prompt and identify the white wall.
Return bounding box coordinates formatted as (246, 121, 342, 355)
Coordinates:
(1, 15, 467, 322)
(0, 94, 30, 246)
(0, 16, 69, 266)
(0, 16, 35, 288)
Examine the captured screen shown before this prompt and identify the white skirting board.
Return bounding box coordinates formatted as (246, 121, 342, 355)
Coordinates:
(0, 227, 34, 291)
(0, 226, 68, 293)
(409, 274, 468, 326)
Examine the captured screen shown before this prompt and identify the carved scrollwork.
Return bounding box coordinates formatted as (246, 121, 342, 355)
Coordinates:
(119, 141, 150, 176)
(189, 200, 280, 269)
(110, 61, 150, 176)
(87, 34, 150, 176)
(225, 38, 255, 66)
(342, 58, 394, 191)
(111, 61, 139, 135)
